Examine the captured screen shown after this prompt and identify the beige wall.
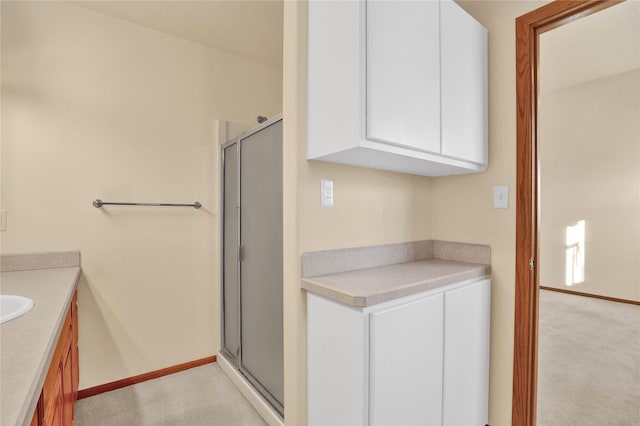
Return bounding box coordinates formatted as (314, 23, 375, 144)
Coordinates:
(282, 2, 434, 424)
(432, 2, 547, 424)
(539, 70, 640, 301)
(1, 1, 282, 389)
(299, 162, 433, 251)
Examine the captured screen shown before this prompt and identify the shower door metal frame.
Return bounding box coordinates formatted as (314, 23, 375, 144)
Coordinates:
(220, 114, 284, 418)
(221, 135, 241, 364)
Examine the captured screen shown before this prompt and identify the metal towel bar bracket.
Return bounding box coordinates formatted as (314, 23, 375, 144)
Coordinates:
(92, 199, 201, 209)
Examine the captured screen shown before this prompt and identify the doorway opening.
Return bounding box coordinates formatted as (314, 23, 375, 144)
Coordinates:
(512, 1, 629, 424)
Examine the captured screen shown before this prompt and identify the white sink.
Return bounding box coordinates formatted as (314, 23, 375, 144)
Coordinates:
(1, 295, 35, 324)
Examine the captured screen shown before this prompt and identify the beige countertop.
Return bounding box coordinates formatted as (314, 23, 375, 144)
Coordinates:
(302, 258, 490, 307)
(0, 266, 81, 426)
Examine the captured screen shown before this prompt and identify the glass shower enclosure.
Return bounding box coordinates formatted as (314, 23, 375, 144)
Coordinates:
(221, 115, 284, 417)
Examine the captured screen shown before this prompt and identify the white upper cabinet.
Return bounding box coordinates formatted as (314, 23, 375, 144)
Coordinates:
(307, 0, 488, 177)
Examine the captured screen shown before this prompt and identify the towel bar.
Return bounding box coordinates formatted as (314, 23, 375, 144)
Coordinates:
(92, 199, 201, 209)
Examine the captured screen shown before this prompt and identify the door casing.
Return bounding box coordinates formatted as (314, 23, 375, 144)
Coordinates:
(512, 2, 622, 425)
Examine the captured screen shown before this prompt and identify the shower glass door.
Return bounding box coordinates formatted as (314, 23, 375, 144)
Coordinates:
(221, 117, 284, 417)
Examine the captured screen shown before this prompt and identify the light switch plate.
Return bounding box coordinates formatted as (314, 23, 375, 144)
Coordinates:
(493, 186, 509, 209)
(0, 210, 6, 231)
(321, 179, 333, 207)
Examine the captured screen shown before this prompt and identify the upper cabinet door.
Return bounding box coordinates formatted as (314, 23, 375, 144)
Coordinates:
(440, 0, 488, 164)
(366, 0, 441, 154)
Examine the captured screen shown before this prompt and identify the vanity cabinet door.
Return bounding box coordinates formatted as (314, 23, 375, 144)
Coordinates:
(30, 395, 43, 426)
(443, 279, 490, 425)
(43, 364, 63, 426)
(62, 327, 74, 426)
(366, 0, 440, 153)
(36, 292, 79, 426)
(72, 292, 79, 402)
(369, 294, 444, 426)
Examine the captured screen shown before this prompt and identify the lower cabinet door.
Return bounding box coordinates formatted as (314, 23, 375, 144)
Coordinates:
(30, 408, 39, 426)
(30, 395, 43, 426)
(307, 293, 369, 426)
(370, 294, 444, 426)
(62, 336, 74, 426)
(443, 279, 491, 425)
(32, 296, 78, 426)
(43, 366, 63, 426)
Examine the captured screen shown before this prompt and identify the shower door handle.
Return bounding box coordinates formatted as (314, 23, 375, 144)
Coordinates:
(239, 245, 245, 262)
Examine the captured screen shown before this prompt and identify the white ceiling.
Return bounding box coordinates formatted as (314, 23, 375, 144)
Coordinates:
(540, 0, 640, 92)
(70, 0, 284, 69)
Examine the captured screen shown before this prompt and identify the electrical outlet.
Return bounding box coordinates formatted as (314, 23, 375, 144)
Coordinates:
(0, 210, 6, 231)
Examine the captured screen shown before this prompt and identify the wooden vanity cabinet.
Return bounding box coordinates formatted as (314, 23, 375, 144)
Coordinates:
(31, 291, 79, 426)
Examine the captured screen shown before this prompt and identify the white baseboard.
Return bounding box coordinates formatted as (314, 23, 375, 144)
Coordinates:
(217, 353, 284, 426)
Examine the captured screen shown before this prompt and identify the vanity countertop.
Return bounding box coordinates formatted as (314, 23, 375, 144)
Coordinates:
(1, 265, 80, 426)
(302, 258, 490, 307)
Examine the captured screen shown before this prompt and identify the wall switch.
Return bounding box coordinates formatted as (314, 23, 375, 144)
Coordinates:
(0, 210, 6, 231)
(321, 179, 333, 207)
(493, 186, 509, 209)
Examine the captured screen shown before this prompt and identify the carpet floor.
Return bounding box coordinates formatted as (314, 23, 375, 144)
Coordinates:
(537, 289, 640, 425)
(74, 363, 266, 426)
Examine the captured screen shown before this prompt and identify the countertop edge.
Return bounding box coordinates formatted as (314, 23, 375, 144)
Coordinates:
(301, 280, 369, 308)
(363, 267, 489, 307)
(17, 267, 81, 426)
(302, 262, 490, 308)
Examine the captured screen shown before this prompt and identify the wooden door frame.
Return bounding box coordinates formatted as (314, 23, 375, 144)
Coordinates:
(512, 1, 622, 425)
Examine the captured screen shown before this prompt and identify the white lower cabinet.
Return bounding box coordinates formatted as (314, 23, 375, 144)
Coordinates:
(307, 278, 490, 426)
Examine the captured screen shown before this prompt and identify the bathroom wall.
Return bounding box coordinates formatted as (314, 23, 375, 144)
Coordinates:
(1, 1, 282, 389)
(539, 70, 640, 301)
(430, 1, 547, 424)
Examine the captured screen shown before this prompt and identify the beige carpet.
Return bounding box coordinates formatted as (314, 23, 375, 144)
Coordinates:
(74, 363, 266, 426)
(537, 289, 640, 425)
